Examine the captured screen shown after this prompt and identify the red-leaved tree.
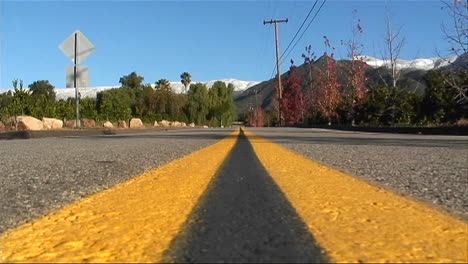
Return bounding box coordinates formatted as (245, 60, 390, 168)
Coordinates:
(248, 106, 265, 127)
(282, 65, 304, 125)
(314, 36, 342, 124)
(342, 9, 368, 125)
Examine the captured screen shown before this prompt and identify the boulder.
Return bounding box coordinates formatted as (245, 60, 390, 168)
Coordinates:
(181, 122, 187, 127)
(17, 116, 43, 131)
(42, 117, 63, 130)
(159, 120, 170, 127)
(203, 125, 208, 128)
(129, 118, 144, 128)
(188, 122, 195, 127)
(65, 120, 77, 128)
(103, 121, 114, 128)
(154, 121, 159, 127)
(457, 118, 468, 126)
(170, 121, 181, 127)
(118, 120, 128, 128)
(82, 118, 96, 128)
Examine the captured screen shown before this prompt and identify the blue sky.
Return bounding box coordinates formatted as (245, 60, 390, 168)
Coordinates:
(0, 0, 454, 88)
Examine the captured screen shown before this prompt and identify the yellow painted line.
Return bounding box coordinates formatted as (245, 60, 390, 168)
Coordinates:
(244, 129, 468, 263)
(0, 129, 239, 263)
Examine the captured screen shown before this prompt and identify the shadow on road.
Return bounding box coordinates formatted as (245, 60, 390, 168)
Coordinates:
(162, 129, 328, 263)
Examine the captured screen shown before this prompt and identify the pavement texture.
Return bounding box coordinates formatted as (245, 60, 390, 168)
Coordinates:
(0, 127, 466, 263)
(248, 127, 468, 217)
(0, 128, 234, 234)
(245, 129, 467, 263)
(1, 129, 239, 262)
(163, 130, 328, 263)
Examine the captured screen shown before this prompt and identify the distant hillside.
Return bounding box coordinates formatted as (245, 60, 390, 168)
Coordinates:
(235, 54, 464, 115)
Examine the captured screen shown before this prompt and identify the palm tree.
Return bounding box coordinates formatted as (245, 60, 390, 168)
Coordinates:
(180, 72, 192, 93)
(155, 79, 171, 92)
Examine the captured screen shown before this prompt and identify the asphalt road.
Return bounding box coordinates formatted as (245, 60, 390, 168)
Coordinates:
(0, 128, 234, 234)
(163, 130, 327, 263)
(1, 127, 466, 262)
(248, 127, 468, 217)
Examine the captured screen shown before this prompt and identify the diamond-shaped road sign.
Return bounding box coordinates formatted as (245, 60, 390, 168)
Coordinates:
(59, 30, 95, 65)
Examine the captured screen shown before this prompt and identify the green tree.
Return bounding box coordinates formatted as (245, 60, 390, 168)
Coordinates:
(0, 91, 14, 122)
(55, 98, 76, 121)
(119, 72, 144, 89)
(421, 69, 468, 124)
(24, 80, 57, 118)
(154, 79, 173, 118)
(208, 81, 236, 127)
(29, 80, 56, 101)
(357, 86, 421, 126)
(155, 79, 171, 91)
(8, 79, 31, 118)
(134, 85, 157, 122)
(171, 93, 188, 122)
(80, 97, 99, 121)
(29, 94, 56, 118)
(97, 87, 135, 122)
(187, 83, 209, 125)
(180, 72, 192, 93)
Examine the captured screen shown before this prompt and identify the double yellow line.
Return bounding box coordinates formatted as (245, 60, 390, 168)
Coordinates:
(1, 129, 466, 263)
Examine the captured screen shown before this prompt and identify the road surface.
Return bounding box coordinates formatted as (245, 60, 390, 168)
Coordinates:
(0, 127, 466, 262)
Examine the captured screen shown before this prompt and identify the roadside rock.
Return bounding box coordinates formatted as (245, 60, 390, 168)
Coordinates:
(203, 125, 208, 128)
(42, 117, 63, 130)
(160, 120, 170, 127)
(103, 121, 114, 128)
(456, 118, 468, 126)
(170, 121, 181, 127)
(17, 116, 43, 131)
(181, 122, 187, 127)
(154, 121, 159, 127)
(129, 118, 144, 128)
(65, 120, 77, 128)
(189, 123, 195, 127)
(118, 120, 128, 129)
(82, 118, 96, 128)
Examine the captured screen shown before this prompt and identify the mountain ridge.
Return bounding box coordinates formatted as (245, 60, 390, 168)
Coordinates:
(234, 54, 464, 115)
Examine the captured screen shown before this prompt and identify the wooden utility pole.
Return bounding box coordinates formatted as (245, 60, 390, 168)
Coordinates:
(264, 18, 288, 126)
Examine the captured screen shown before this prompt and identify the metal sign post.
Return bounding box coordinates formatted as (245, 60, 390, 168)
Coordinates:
(74, 32, 80, 128)
(60, 30, 95, 129)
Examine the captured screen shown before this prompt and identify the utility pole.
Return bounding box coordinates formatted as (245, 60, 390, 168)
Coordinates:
(264, 18, 288, 126)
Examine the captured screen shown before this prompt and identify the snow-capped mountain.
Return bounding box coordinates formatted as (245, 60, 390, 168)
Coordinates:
(355, 55, 458, 71)
(0, 79, 260, 100)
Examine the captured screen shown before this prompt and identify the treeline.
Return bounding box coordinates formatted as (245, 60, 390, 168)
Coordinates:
(248, 4, 468, 128)
(0, 72, 237, 127)
(248, 63, 467, 127)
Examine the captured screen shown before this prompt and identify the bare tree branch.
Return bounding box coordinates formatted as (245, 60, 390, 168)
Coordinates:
(383, 4, 405, 88)
(439, 0, 468, 103)
(441, 0, 468, 56)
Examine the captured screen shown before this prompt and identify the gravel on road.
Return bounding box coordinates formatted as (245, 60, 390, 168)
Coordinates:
(0, 128, 234, 234)
(249, 128, 468, 217)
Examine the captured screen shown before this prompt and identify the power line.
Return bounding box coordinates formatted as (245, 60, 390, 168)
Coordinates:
(279, 0, 319, 63)
(268, 0, 324, 80)
(280, 0, 327, 66)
